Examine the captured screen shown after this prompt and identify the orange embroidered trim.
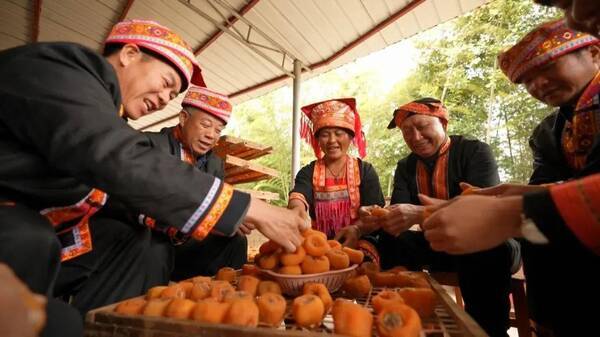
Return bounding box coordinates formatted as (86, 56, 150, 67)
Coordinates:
(313, 155, 361, 219)
(42, 189, 107, 227)
(549, 174, 600, 254)
(357, 239, 380, 267)
(498, 19, 598, 83)
(561, 71, 600, 171)
(58, 218, 93, 262)
(347, 156, 361, 220)
(416, 138, 452, 200)
(41, 189, 106, 261)
(313, 158, 326, 188)
(192, 183, 234, 240)
(394, 102, 449, 128)
(172, 125, 195, 164)
(142, 216, 156, 229)
(184, 88, 232, 122)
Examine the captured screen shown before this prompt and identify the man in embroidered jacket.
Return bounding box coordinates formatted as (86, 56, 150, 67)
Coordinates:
(367, 97, 515, 337)
(421, 20, 600, 336)
(0, 19, 306, 335)
(140, 86, 248, 281)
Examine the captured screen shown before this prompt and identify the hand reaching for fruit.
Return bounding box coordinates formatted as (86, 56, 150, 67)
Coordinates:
(359, 204, 425, 237)
(244, 198, 306, 252)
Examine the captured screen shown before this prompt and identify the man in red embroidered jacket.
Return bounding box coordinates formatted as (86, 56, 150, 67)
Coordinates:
(421, 19, 600, 336)
(0, 19, 306, 330)
(363, 98, 516, 337)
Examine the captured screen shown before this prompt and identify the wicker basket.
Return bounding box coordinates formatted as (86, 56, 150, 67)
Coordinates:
(260, 264, 358, 296)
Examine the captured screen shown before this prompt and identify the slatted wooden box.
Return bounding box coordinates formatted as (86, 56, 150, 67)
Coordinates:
(84, 274, 486, 337)
(212, 135, 280, 185)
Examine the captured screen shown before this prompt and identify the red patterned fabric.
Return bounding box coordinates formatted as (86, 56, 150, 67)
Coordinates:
(498, 19, 599, 83)
(192, 184, 234, 241)
(415, 138, 452, 200)
(300, 98, 367, 158)
(561, 71, 600, 171)
(311, 156, 361, 237)
(41, 189, 107, 261)
(357, 239, 380, 267)
(182, 85, 232, 124)
(104, 19, 205, 91)
(392, 101, 449, 129)
(550, 173, 600, 254)
(172, 125, 195, 164)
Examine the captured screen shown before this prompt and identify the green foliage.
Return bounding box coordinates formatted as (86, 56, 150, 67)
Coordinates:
(229, 0, 561, 200)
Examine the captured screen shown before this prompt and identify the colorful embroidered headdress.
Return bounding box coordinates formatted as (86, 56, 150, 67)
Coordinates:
(104, 19, 205, 92)
(182, 86, 232, 124)
(300, 98, 367, 158)
(498, 19, 598, 83)
(387, 97, 449, 129)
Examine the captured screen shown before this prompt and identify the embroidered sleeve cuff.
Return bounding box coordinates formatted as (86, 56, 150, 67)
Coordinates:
(548, 174, 600, 255)
(210, 189, 250, 237)
(189, 184, 250, 240)
(522, 184, 597, 254)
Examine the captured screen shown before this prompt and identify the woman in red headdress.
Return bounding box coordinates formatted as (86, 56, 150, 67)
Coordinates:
(288, 98, 385, 262)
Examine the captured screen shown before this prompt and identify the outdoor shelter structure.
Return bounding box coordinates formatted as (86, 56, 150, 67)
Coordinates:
(0, 0, 493, 181)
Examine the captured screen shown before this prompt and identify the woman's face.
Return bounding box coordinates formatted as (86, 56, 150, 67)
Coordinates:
(317, 127, 353, 160)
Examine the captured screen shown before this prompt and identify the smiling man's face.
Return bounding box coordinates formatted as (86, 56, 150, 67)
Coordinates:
(109, 44, 182, 120)
(179, 107, 225, 156)
(400, 114, 447, 158)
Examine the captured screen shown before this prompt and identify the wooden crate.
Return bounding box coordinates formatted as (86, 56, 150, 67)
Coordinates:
(235, 188, 280, 202)
(213, 135, 273, 161)
(85, 275, 486, 337)
(224, 155, 279, 185)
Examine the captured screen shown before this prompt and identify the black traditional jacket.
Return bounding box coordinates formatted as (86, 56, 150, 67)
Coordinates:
(391, 135, 500, 204)
(522, 105, 600, 331)
(145, 126, 225, 179)
(0, 43, 248, 241)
